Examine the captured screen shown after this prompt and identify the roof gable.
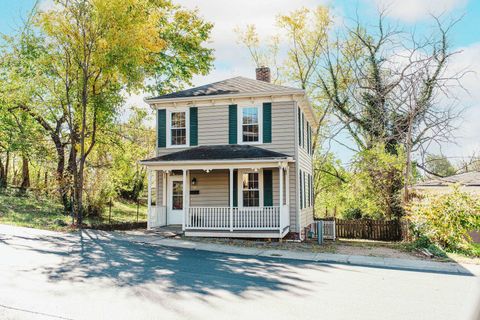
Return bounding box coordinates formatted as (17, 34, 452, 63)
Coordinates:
(146, 76, 304, 101)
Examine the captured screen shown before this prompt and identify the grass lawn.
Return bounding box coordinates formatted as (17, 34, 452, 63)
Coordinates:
(0, 192, 147, 231)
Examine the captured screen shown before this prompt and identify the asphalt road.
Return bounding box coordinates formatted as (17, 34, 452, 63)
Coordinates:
(0, 225, 479, 320)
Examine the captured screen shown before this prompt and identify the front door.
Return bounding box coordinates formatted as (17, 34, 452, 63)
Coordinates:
(167, 176, 184, 225)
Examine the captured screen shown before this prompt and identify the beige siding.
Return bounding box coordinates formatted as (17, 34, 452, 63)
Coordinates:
(198, 106, 229, 146)
(260, 101, 296, 156)
(288, 163, 297, 231)
(189, 170, 229, 207)
(152, 100, 301, 234)
(295, 105, 314, 233)
(156, 101, 296, 157)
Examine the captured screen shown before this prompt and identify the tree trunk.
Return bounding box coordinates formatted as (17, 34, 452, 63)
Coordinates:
(19, 155, 30, 193)
(5, 151, 9, 187)
(44, 171, 48, 196)
(53, 138, 68, 212)
(403, 119, 413, 204)
(0, 156, 5, 189)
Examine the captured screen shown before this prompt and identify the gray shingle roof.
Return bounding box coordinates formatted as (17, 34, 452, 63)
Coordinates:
(141, 145, 290, 162)
(146, 76, 304, 101)
(416, 171, 480, 187)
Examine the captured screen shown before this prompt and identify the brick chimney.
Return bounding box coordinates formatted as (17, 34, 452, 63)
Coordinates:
(255, 66, 271, 83)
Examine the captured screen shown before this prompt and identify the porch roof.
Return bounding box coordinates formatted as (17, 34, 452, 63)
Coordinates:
(141, 145, 291, 165)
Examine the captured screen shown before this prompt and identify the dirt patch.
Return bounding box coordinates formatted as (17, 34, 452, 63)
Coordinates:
(334, 243, 422, 260)
(183, 236, 436, 260)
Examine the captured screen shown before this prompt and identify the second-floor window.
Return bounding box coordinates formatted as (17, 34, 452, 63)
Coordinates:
(239, 106, 262, 144)
(170, 111, 187, 146)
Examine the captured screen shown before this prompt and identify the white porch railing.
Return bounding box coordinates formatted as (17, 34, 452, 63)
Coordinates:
(187, 206, 288, 232)
(233, 207, 280, 230)
(186, 207, 231, 230)
(148, 206, 166, 230)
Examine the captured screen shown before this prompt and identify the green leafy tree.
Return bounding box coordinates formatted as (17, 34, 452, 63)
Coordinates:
(408, 187, 480, 254)
(424, 154, 457, 177)
(0, 0, 213, 224)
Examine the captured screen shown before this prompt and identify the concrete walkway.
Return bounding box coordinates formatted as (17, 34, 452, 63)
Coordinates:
(114, 229, 480, 276)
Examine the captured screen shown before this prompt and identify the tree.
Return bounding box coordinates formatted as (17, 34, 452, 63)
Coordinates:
(236, 6, 333, 147)
(422, 154, 457, 177)
(0, 0, 213, 224)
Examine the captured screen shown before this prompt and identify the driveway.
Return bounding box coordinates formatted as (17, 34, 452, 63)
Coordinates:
(0, 225, 479, 320)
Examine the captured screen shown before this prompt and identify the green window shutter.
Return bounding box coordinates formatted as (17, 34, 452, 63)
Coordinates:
(233, 170, 238, 207)
(306, 173, 309, 208)
(229, 104, 237, 144)
(262, 102, 272, 143)
(301, 112, 305, 148)
(309, 126, 313, 155)
(311, 126, 314, 155)
(310, 174, 314, 207)
(304, 171, 307, 208)
(263, 170, 273, 206)
(308, 174, 312, 207)
(299, 170, 303, 209)
(306, 122, 310, 154)
(157, 109, 166, 148)
(298, 108, 301, 146)
(189, 107, 198, 146)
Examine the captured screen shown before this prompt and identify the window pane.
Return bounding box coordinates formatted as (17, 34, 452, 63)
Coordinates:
(243, 191, 259, 207)
(171, 112, 185, 128)
(171, 128, 186, 145)
(242, 107, 258, 125)
(242, 124, 258, 142)
(172, 181, 183, 210)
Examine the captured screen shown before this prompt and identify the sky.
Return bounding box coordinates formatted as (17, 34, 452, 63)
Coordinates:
(1, 0, 479, 164)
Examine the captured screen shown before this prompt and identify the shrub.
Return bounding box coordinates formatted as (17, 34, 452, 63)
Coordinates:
(405, 235, 448, 258)
(407, 186, 480, 253)
(343, 207, 363, 219)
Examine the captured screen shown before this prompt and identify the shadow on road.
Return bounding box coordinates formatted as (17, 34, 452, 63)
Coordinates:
(4, 230, 340, 300)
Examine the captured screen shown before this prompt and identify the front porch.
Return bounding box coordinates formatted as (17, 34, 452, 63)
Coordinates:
(141, 146, 293, 238)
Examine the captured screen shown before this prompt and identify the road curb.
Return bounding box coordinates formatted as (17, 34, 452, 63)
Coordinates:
(114, 232, 479, 277)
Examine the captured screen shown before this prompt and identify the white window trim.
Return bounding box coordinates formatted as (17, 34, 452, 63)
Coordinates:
(237, 169, 264, 208)
(237, 105, 263, 145)
(166, 108, 190, 148)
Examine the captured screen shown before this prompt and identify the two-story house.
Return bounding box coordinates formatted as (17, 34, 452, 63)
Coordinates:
(140, 67, 316, 239)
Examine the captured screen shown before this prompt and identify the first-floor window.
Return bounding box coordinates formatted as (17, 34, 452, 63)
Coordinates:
(242, 172, 259, 207)
(171, 111, 186, 145)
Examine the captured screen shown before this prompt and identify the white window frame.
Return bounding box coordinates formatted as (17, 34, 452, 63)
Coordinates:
(238, 169, 264, 208)
(166, 108, 189, 148)
(237, 105, 263, 145)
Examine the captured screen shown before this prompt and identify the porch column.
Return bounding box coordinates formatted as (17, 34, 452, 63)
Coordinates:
(229, 168, 234, 232)
(279, 166, 284, 207)
(147, 169, 152, 230)
(162, 172, 167, 206)
(162, 172, 167, 226)
(285, 165, 290, 206)
(182, 169, 187, 231)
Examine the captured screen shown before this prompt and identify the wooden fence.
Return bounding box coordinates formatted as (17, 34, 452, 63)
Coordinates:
(317, 218, 408, 241)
